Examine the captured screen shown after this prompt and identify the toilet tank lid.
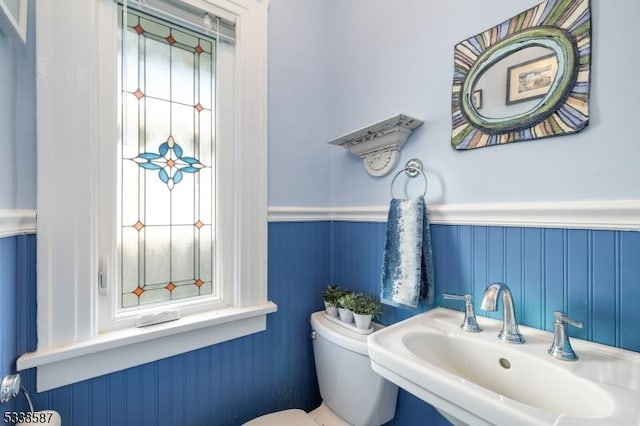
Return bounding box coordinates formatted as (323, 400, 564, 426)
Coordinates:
(310, 311, 384, 356)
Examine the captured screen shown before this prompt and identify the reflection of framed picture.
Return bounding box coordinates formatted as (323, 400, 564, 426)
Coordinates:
(0, 0, 27, 43)
(506, 53, 558, 105)
(472, 89, 483, 110)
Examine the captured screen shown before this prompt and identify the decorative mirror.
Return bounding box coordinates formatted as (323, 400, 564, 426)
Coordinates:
(451, 0, 591, 150)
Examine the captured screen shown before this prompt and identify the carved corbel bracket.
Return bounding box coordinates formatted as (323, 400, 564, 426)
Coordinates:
(328, 114, 424, 177)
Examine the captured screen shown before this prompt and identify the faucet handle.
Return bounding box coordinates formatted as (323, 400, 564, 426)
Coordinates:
(443, 293, 482, 332)
(552, 311, 583, 329)
(443, 293, 470, 302)
(548, 311, 582, 361)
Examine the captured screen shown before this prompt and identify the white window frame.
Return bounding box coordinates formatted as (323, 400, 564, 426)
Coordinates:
(100, 1, 235, 332)
(17, 0, 275, 392)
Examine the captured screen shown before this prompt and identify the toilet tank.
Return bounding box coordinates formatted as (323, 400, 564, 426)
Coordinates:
(310, 311, 398, 426)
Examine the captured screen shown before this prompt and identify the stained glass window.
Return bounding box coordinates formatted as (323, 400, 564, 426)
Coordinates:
(118, 6, 216, 308)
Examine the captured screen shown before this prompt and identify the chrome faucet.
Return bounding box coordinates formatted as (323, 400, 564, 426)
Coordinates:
(548, 311, 583, 361)
(480, 282, 525, 344)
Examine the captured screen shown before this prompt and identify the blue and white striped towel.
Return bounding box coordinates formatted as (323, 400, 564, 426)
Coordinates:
(380, 197, 435, 308)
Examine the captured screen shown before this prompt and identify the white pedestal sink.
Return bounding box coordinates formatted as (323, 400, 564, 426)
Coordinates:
(367, 308, 640, 425)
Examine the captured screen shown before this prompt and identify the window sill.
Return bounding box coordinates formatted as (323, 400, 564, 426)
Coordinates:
(17, 302, 277, 392)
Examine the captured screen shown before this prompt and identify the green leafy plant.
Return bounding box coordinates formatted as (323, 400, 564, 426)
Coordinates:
(337, 292, 357, 311)
(352, 293, 383, 317)
(322, 284, 345, 306)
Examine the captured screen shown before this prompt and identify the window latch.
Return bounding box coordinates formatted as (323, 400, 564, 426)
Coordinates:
(98, 257, 108, 295)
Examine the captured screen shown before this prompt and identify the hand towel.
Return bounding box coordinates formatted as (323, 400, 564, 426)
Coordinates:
(380, 196, 435, 308)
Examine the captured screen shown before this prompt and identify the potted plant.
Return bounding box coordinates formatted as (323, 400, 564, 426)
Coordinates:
(352, 294, 383, 330)
(322, 284, 343, 317)
(337, 292, 357, 323)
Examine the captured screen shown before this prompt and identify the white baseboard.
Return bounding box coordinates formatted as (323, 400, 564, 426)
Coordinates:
(268, 200, 640, 231)
(0, 209, 37, 238)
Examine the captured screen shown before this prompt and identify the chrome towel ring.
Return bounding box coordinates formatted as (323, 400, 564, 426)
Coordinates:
(390, 159, 428, 199)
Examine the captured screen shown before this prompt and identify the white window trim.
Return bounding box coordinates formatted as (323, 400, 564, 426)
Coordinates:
(98, 2, 237, 332)
(17, 0, 274, 392)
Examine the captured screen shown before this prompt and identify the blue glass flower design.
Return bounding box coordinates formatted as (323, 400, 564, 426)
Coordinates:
(131, 136, 205, 190)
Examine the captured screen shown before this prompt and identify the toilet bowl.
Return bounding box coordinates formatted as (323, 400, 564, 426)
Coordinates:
(243, 408, 318, 426)
(244, 311, 398, 426)
(243, 404, 347, 426)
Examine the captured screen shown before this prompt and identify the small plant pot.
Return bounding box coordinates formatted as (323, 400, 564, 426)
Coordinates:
(324, 301, 338, 317)
(353, 313, 373, 330)
(338, 307, 354, 324)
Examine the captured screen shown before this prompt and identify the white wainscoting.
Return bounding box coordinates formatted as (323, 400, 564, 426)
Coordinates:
(268, 200, 640, 231)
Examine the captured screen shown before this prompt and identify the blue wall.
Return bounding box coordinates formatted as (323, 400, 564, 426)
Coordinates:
(0, 0, 37, 209)
(2, 223, 638, 425)
(324, 0, 640, 208)
(331, 222, 640, 352)
(2, 224, 329, 425)
(0, 237, 20, 414)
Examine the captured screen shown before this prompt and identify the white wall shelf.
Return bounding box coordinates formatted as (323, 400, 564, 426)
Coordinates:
(328, 114, 424, 177)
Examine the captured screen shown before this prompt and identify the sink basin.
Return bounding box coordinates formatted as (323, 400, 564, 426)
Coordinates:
(368, 308, 640, 425)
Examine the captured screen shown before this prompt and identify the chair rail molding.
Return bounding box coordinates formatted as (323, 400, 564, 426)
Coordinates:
(0, 209, 37, 238)
(268, 200, 640, 231)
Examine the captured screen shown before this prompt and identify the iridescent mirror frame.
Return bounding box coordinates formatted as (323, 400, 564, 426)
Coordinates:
(451, 0, 591, 150)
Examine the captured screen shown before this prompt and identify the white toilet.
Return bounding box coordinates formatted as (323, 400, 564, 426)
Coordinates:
(244, 310, 398, 426)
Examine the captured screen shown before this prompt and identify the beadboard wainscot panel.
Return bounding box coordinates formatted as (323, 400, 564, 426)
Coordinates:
(0, 236, 19, 414)
(620, 231, 640, 350)
(325, 221, 640, 426)
(3, 215, 639, 425)
(326, 220, 640, 351)
(7, 223, 330, 425)
(270, 204, 639, 426)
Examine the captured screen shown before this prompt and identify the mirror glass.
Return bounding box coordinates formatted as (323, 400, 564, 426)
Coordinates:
(451, 0, 591, 150)
(473, 47, 557, 119)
